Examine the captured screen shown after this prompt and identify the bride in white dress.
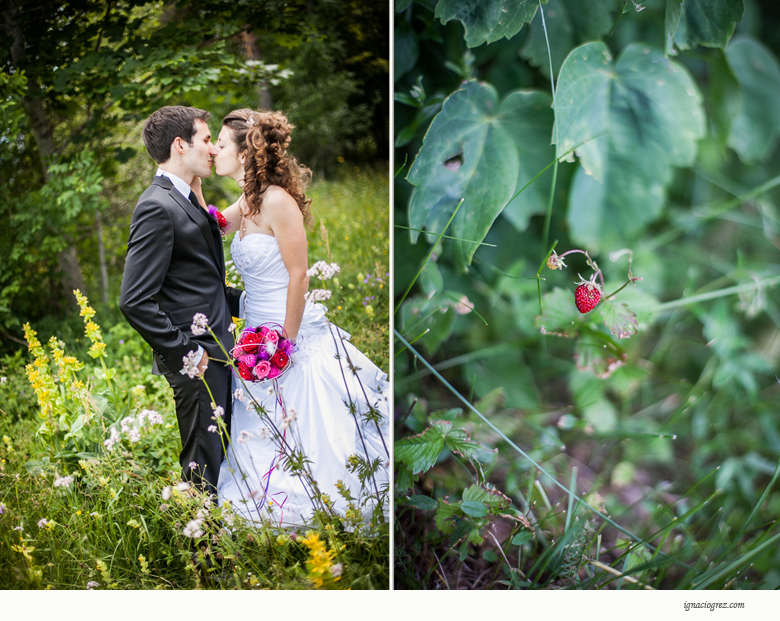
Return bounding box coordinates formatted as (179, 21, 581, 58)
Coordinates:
(209, 108, 388, 527)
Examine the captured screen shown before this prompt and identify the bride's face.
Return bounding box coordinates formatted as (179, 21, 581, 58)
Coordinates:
(214, 126, 244, 181)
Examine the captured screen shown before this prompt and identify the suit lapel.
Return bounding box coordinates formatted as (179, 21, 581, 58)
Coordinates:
(154, 177, 222, 268)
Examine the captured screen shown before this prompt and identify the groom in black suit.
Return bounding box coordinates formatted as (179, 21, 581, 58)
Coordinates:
(120, 106, 243, 495)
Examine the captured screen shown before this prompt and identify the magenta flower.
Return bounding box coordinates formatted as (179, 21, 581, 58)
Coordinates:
(253, 360, 271, 380)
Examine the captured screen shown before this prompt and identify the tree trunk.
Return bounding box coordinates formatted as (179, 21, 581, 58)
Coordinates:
(240, 29, 273, 110)
(96, 210, 109, 305)
(3, 0, 86, 305)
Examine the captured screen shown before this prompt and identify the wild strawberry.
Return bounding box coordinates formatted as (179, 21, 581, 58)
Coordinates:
(574, 274, 601, 314)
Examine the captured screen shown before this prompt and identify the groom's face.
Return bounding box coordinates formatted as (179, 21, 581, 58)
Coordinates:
(181, 119, 216, 179)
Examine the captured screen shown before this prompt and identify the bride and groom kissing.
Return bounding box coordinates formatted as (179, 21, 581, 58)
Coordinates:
(119, 105, 388, 528)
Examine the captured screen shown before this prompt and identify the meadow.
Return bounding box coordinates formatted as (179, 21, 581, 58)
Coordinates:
(0, 167, 389, 590)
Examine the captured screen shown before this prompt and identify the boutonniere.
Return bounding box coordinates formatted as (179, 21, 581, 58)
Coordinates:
(207, 205, 231, 240)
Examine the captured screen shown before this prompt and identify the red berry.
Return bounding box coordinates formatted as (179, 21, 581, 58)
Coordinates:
(575, 283, 601, 313)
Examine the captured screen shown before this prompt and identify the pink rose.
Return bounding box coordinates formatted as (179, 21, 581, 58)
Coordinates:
(253, 360, 271, 380)
(264, 330, 279, 345)
(239, 354, 257, 368)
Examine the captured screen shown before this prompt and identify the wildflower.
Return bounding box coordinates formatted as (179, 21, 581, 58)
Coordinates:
(331, 563, 343, 577)
(183, 519, 204, 538)
(104, 427, 120, 451)
(260, 426, 270, 440)
(86, 581, 99, 590)
(37, 518, 48, 528)
(265, 386, 275, 396)
(90, 512, 101, 518)
(546, 250, 567, 270)
(207, 425, 217, 433)
(14, 526, 23, 532)
(189, 462, 198, 470)
(128, 428, 141, 443)
(191, 313, 208, 336)
(120, 417, 134, 434)
(212, 405, 224, 419)
(452, 295, 473, 315)
(365, 304, 374, 316)
(54, 475, 74, 488)
(304, 289, 332, 302)
(145, 410, 163, 425)
(233, 388, 247, 404)
(0, 504, 4, 515)
(238, 430, 254, 444)
(176, 482, 190, 492)
(160, 504, 169, 512)
(228, 323, 236, 334)
(161, 486, 172, 501)
(126, 519, 140, 529)
(182, 349, 204, 378)
(306, 261, 340, 280)
(288, 407, 299, 421)
(0, 377, 6, 384)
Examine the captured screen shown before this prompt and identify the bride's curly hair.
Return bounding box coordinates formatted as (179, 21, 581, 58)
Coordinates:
(222, 108, 312, 227)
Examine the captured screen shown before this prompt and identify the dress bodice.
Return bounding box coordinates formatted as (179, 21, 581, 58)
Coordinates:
(230, 233, 333, 361)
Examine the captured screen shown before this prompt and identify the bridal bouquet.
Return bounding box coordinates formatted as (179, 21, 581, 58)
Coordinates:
(232, 324, 294, 382)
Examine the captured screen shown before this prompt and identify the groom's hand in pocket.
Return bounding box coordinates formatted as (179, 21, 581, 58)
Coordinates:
(197, 350, 209, 376)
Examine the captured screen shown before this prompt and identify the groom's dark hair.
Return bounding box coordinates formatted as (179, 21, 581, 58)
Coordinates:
(142, 106, 211, 164)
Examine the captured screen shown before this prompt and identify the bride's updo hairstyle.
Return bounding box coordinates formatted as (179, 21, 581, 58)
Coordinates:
(222, 108, 312, 227)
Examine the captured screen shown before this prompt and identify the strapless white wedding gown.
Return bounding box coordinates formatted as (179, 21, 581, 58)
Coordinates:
(217, 232, 389, 527)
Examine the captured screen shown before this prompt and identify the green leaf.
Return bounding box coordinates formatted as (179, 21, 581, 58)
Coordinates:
(672, 0, 744, 50)
(461, 500, 489, 518)
(407, 494, 438, 511)
(394, 420, 474, 474)
(599, 299, 638, 339)
(512, 530, 533, 546)
(399, 295, 456, 355)
(407, 82, 554, 270)
(665, 0, 683, 55)
(396, 0, 412, 11)
(394, 20, 419, 83)
(435, 0, 542, 48)
(535, 287, 581, 336)
(435, 498, 462, 533)
(466, 351, 540, 410)
(520, 0, 619, 80)
(394, 425, 446, 474)
(725, 37, 780, 164)
(462, 483, 511, 511)
(556, 43, 705, 250)
(442, 427, 482, 461)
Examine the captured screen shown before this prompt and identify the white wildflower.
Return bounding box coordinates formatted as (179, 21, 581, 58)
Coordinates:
(176, 481, 190, 492)
(182, 349, 203, 378)
(86, 581, 100, 590)
(212, 405, 224, 419)
(54, 475, 74, 488)
(182, 519, 204, 538)
(0, 377, 6, 384)
(287, 407, 298, 421)
(331, 563, 343, 577)
(260, 426, 270, 440)
(136, 409, 148, 425)
(306, 261, 340, 280)
(37, 518, 48, 528)
(13, 526, 23, 532)
(228, 323, 236, 334)
(265, 386, 275, 396)
(238, 430, 254, 444)
(233, 388, 247, 404)
(196, 508, 207, 520)
(128, 428, 141, 443)
(304, 289, 332, 302)
(145, 410, 163, 425)
(120, 416, 134, 434)
(104, 427, 120, 451)
(191, 313, 208, 336)
(188, 462, 198, 470)
(161, 486, 172, 501)
(207, 425, 217, 433)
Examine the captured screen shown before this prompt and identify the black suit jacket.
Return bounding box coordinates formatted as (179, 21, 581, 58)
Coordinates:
(119, 175, 242, 374)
